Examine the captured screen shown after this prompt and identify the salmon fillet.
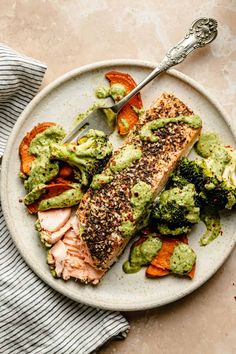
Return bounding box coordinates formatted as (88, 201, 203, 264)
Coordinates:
(75, 93, 202, 282)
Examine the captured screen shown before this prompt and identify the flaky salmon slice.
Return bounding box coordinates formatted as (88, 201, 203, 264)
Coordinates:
(75, 93, 201, 283)
(48, 222, 104, 284)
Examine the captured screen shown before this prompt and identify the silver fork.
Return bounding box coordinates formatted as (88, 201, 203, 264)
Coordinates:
(62, 18, 218, 144)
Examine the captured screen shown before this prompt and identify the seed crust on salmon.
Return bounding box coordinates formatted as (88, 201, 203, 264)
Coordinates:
(77, 93, 202, 277)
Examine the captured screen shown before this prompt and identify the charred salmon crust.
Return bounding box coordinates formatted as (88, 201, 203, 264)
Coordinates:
(77, 93, 202, 277)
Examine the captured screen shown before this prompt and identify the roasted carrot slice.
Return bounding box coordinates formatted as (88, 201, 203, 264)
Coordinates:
(105, 71, 143, 108)
(151, 238, 178, 270)
(146, 265, 169, 278)
(58, 164, 74, 179)
(105, 71, 143, 134)
(19, 122, 56, 175)
(187, 263, 196, 279)
(26, 183, 72, 214)
(53, 177, 72, 185)
(146, 235, 195, 279)
(117, 104, 141, 135)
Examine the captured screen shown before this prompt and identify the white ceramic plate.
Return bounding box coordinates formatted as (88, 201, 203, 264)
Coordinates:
(1, 60, 236, 311)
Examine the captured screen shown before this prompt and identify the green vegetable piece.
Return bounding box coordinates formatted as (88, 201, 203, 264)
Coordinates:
(50, 129, 112, 185)
(170, 243, 196, 275)
(110, 145, 142, 173)
(206, 146, 231, 179)
(38, 186, 84, 211)
(153, 184, 200, 230)
(24, 157, 59, 192)
(29, 125, 66, 156)
(24, 184, 47, 205)
(178, 157, 236, 210)
(24, 125, 65, 192)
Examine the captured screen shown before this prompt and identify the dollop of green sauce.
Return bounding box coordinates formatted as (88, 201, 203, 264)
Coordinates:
(195, 132, 232, 180)
(24, 125, 66, 192)
(130, 181, 153, 220)
(120, 220, 136, 237)
(38, 186, 84, 211)
(29, 125, 66, 156)
(110, 145, 142, 173)
(132, 106, 145, 117)
(24, 155, 59, 192)
(140, 115, 202, 142)
(74, 102, 106, 125)
(195, 132, 221, 158)
(199, 208, 221, 246)
(123, 234, 162, 274)
(95, 83, 126, 101)
(24, 184, 47, 205)
(90, 171, 114, 190)
(119, 181, 153, 237)
(170, 243, 196, 275)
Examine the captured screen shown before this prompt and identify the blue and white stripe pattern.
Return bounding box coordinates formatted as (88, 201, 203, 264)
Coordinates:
(0, 44, 129, 354)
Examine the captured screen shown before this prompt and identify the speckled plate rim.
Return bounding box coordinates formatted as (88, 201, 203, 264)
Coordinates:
(1, 59, 236, 311)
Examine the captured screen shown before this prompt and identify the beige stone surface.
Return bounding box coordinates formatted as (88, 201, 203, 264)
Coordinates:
(0, 0, 235, 353)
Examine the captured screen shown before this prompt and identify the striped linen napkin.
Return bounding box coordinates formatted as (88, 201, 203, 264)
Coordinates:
(0, 44, 129, 354)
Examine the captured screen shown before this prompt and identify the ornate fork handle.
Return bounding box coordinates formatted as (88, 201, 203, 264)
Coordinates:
(114, 18, 218, 113)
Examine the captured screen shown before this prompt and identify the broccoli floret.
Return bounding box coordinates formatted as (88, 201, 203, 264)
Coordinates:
(50, 129, 112, 186)
(166, 170, 190, 189)
(177, 157, 236, 210)
(152, 184, 200, 236)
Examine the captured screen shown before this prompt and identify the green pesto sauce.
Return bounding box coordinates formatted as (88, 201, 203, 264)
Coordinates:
(102, 108, 117, 128)
(195, 132, 221, 158)
(196, 132, 232, 180)
(38, 186, 84, 211)
(170, 243, 196, 275)
(90, 171, 114, 190)
(158, 224, 192, 236)
(120, 117, 130, 130)
(130, 181, 153, 220)
(123, 234, 162, 274)
(74, 102, 106, 125)
(24, 125, 65, 192)
(29, 125, 66, 156)
(110, 145, 142, 173)
(95, 83, 126, 101)
(140, 115, 202, 142)
(119, 220, 136, 237)
(24, 156, 59, 192)
(24, 184, 47, 205)
(132, 106, 145, 117)
(206, 146, 231, 179)
(199, 208, 221, 246)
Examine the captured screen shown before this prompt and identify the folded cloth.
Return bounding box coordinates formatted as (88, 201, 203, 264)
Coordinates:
(0, 44, 129, 354)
